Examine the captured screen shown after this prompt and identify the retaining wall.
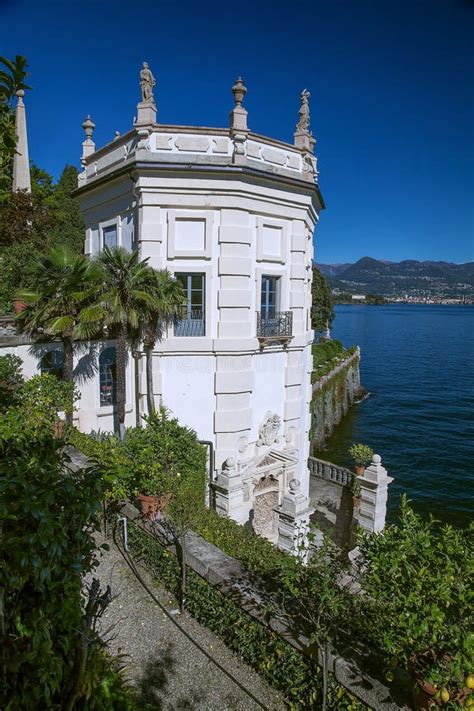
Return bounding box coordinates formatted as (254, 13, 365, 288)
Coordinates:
(310, 347, 362, 449)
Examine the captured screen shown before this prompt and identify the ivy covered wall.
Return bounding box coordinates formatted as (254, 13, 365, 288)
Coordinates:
(310, 345, 362, 449)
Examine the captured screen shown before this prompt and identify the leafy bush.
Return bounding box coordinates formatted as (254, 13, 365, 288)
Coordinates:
(0, 407, 131, 708)
(0, 353, 24, 410)
(312, 340, 357, 382)
(19, 372, 80, 434)
(357, 496, 474, 704)
(69, 409, 207, 502)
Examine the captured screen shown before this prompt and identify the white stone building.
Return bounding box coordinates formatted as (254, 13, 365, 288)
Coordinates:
(3, 69, 325, 540)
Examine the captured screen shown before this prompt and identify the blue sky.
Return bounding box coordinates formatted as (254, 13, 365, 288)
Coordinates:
(2, 0, 473, 263)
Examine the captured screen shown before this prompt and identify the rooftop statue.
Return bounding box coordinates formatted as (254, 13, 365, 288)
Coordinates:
(296, 89, 311, 133)
(140, 62, 156, 103)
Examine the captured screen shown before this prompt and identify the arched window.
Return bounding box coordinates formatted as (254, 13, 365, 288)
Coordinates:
(40, 350, 63, 378)
(99, 347, 116, 406)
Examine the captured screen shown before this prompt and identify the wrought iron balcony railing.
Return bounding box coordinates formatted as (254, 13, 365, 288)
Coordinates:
(257, 310, 293, 346)
(175, 309, 205, 337)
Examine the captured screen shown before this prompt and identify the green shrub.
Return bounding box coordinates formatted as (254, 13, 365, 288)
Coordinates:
(68, 409, 207, 502)
(357, 497, 474, 704)
(0, 353, 24, 410)
(312, 340, 357, 382)
(19, 372, 80, 434)
(0, 408, 124, 708)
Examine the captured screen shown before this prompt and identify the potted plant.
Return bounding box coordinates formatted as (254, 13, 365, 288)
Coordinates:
(348, 443, 374, 475)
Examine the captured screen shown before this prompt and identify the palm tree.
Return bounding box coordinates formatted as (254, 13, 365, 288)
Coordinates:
(141, 269, 185, 414)
(83, 247, 155, 438)
(15, 246, 101, 422)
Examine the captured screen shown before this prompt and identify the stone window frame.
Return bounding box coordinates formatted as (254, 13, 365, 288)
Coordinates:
(167, 209, 214, 260)
(99, 217, 121, 253)
(170, 263, 213, 341)
(255, 266, 289, 314)
(256, 217, 289, 264)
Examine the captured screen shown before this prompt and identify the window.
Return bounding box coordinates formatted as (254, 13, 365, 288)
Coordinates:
(102, 224, 117, 250)
(261, 275, 281, 320)
(99, 347, 116, 406)
(175, 273, 205, 337)
(40, 350, 63, 378)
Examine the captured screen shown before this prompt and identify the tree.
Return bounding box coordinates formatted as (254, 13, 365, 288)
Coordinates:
(46, 165, 85, 254)
(87, 247, 155, 438)
(356, 497, 474, 706)
(312, 266, 335, 335)
(15, 246, 101, 421)
(0, 55, 31, 201)
(141, 269, 184, 414)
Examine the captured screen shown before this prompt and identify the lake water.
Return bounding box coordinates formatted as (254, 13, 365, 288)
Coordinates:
(315, 304, 474, 526)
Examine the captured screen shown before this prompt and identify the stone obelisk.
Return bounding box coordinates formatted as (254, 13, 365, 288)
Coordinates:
(12, 89, 31, 193)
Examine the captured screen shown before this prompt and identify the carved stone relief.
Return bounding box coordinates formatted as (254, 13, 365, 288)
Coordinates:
(256, 411, 281, 447)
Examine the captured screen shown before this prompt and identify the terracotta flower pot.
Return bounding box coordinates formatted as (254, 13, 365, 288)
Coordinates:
(413, 681, 438, 710)
(139, 492, 173, 520)
(355, 465, 365, 476)
(139, 493, 159, 519)
(12, 299, 27, 314)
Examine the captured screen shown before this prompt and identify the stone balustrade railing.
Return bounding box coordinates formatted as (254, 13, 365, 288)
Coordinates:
(308, 455, 355, 487)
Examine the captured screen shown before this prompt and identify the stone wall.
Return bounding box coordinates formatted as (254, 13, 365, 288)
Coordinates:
(310, 347, 362, 449)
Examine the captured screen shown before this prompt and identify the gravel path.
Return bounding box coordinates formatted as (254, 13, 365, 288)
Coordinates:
(92, 534, 287, 711)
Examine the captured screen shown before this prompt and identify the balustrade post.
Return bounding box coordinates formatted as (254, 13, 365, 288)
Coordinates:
(275, 479, 315, 560)
(356, 454, 393, 534)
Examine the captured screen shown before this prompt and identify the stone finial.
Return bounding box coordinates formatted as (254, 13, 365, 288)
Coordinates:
(230, 76, 248, 164)
(232, 77, 247, 108)
(81, 115, 96, 167)
(12, 89, 31, 193)
(288, 478, 301, 494)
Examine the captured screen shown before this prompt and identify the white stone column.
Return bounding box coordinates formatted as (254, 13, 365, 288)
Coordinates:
(13, 90, 31, 192)
(275, 479, 315, 557)
(357, 454, 393, 534)
(214, 457, 245, 521)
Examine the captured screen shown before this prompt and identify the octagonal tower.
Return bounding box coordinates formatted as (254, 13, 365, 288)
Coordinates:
(75, 68, 324, 538)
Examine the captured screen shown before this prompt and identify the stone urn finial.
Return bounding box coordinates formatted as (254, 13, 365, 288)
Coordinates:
(289, 478, 301, 494)
(232, 77, 247, 107)
(82, 115, 95, 140)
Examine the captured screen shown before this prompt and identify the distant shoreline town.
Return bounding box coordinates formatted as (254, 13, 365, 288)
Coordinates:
(317, 256, 474, 304)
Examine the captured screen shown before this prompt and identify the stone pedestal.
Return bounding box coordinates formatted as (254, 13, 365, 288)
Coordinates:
(357, 455, 393, 534)
(213, 458, 245, 522)
(136, 100, 156, 126)
(275, 479, 315, 558)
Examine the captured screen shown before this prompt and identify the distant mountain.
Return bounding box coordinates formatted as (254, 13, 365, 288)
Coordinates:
(316, 263, 352, 277)
(315, 258, 474, 298)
